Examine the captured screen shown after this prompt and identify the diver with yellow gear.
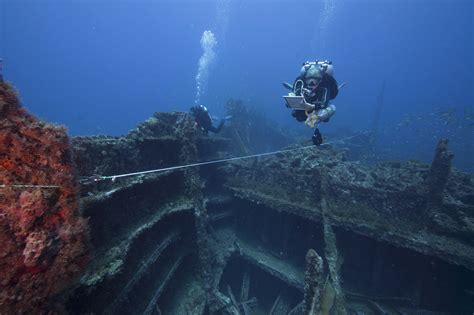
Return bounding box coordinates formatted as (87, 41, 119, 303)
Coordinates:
(283, 60, 340, 146)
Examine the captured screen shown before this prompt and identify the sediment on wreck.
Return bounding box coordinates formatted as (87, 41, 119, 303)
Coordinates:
(426, 139, 454, 201)
(321, 196, 347, 315)
(26, 100, 473, 314)
(303, 249, 324, 315)
(425, 139, 454, 214)
(180, 115, 214, 295)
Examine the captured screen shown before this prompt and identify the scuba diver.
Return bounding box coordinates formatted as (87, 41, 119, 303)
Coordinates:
(190, 105, 230, 134)
(283, 60, 342, 146)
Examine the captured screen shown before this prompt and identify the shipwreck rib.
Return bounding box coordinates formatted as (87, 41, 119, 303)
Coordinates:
(143, 255, 186, 315)
(212, 292, 241, 315)
(269, 292, 282, 315)
(289, 301, 305, 315)
(210, 210, 235, 222)
(240, 272, 250, 302)
(321, 195, 347, 314)
(79, 200, 193, 288)
(105, 231, 180, 314)
(227, 284, 242, 315)
(345, 291, 413, 306)
(303, 249, 324, 315)
(81, 171, 177, 206)
(241, 302, 251, 315)
(237, 238, 304, 291)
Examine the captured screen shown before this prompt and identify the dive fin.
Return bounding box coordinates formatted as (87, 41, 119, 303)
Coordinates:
(282, 82, 294, 91)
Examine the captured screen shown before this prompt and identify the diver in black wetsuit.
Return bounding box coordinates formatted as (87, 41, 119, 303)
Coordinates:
(284, 60, 341, 146)
(190, 105, 228, 134)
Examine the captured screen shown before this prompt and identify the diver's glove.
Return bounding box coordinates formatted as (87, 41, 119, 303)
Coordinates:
(305, 111, 319, 128)
(312, 128, 323, 146)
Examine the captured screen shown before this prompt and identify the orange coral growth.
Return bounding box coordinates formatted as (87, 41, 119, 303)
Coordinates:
(0, 82, 89, 313)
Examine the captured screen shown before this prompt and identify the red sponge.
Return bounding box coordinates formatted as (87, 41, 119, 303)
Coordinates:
(0, 82, 89, 313)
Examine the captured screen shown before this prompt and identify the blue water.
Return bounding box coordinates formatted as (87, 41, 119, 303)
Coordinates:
(2, 0, 473, 170)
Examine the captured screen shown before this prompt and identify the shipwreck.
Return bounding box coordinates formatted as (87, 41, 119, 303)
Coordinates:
(1, 85, 473, 314)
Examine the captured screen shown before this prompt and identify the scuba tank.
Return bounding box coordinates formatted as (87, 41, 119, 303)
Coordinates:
(300, 60, 334, 77)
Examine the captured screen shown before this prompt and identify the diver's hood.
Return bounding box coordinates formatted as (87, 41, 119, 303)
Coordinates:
(304, 66, 323, 79)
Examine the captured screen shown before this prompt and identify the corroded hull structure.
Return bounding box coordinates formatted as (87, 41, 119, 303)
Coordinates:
(66, 112, 474, 314)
